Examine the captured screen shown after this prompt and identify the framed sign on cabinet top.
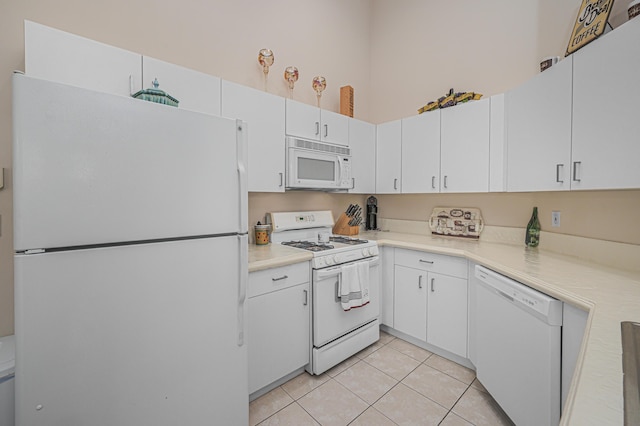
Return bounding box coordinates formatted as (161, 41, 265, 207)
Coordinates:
(566, 0, 614, 56)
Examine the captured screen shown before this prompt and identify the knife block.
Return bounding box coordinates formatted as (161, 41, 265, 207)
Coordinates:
(332, 213, 360, 236)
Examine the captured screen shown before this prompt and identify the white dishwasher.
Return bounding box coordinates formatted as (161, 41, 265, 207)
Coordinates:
(475, 265, 563, 426)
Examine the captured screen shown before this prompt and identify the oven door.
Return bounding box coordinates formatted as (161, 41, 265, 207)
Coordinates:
(287, 147, 345, 190)
(312, 256, 380, 347)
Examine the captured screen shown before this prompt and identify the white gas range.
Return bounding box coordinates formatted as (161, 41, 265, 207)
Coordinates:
(268, 210, 379, 268)
(267, 211, 380, 375)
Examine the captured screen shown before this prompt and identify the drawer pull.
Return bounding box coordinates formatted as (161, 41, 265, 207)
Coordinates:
(271, 275, 288, 282)
(418, 275, 423, 289)
(430, 278, 435, 292)
(419, 259, 434, 265)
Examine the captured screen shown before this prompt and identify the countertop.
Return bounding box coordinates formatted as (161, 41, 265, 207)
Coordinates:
(248, 232, 640, 425)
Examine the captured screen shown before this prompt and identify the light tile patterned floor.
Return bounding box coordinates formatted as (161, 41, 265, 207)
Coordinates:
(250, 331, 514, 426)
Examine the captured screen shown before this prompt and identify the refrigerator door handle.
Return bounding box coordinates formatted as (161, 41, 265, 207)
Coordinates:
(236, 119, 248, 234)
(237, 234, 248, 346)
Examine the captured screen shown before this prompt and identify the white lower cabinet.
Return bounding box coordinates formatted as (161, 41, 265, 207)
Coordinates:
(390, 249, 468, 357)
(393, 265, 427, 341)
(426, 272, 468, 357)
(248, 262, 310, 394)
(380, 246, 395, 327)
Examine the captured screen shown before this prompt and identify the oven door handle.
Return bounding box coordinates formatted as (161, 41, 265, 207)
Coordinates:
(315, 256, 379, 280)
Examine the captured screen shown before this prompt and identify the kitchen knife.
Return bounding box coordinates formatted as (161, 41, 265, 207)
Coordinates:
(346, 204, 355, 216)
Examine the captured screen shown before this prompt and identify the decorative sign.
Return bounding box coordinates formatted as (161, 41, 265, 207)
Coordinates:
(566, 0, 615, 56)
(429, 207, 484, 239)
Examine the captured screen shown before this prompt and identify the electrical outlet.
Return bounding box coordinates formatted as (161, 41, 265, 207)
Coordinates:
(552, 211, 561, 227)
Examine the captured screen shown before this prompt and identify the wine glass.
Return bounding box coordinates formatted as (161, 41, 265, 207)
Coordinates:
(312, 76, 326, 108)
(284, 66, 299, 99)
(258, 49, 274, 91)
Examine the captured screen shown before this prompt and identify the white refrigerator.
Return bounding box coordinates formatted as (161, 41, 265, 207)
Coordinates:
(12, 74, 249, 426)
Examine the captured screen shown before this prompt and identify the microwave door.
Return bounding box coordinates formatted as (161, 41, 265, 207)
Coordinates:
(288, 150, 339, 189)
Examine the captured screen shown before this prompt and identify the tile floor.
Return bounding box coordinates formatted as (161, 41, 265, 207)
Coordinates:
(249, 331, 515, 426)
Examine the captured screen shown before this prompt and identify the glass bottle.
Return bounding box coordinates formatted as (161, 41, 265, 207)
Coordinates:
(525, 207, 541, 247)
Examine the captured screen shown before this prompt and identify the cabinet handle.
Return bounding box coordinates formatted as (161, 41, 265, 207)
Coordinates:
(324, 124, 328, 138)
(444, 175, 448, 188)
(419, 259, 434, 265)
(315, 122, 320, 136)
(418, 275, 423, 289)
(572, 161, 581, 182)
(430, 278, 435, 292)
(351, 177, 355, 190)
(556, 164, 564, 183)
(279, 172, 284, 187)
(432, 176, 436, 189)
(394, 178, 398, 190)
(272, 275, 288, 282)
(303, 289, 308, 306)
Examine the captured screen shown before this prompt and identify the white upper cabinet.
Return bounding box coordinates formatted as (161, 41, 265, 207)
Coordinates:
(506, 57, 573, 192)
(489, 94, 507, 192)
(24, 20, 142, 96)
(142, 57, 221, 116)
(401, 111, 441, 193)
(571, 18, 640, 190)
(348, 118, 376, 194)
(285, 99, 348, 145)
(321, 109, 350, 146)
(376, 119, 402, 194)
(222, 80, 286, 192)
(441, 98, 491, 193)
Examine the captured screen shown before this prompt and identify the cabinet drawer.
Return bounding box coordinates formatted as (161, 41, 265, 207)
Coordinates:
(249, 262, 310, 298)
(394, 248, 467, 279)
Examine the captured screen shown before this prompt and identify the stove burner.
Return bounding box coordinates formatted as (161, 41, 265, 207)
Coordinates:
(282, 240, 335, 252)
(329, 236, 369, 245)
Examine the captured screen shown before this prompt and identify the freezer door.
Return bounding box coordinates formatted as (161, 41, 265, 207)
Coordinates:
(14, 236, 248, 426)
(13, 74, 246, 251)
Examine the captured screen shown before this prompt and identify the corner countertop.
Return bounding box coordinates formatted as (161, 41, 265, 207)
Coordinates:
(248, 232, 640, 425)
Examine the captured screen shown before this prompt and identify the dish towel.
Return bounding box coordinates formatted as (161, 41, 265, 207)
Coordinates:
(340, 261, 370, 311)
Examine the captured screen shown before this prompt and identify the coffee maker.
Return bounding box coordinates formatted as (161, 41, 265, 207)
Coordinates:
(365, 196, 377, 231)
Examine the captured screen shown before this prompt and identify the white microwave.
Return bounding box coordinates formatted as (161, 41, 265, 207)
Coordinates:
(286, 137, 352, 190)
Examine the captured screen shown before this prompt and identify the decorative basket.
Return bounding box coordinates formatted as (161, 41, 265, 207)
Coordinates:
(132, 78, 179, 107)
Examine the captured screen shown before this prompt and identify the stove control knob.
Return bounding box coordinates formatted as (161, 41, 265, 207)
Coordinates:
(325, 256, 334, 265)
(362, 248, 369, 257)
(333, 255, 340, 264)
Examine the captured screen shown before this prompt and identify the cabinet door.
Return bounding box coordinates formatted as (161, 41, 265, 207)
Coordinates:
(506, 57, 573, 192)
(441, 98, 490, 193)
(248, 282, 310, 394)
(142, 57, 221, 116)
(380, 247, 394, 327)
(489, 94, 507, 192)
(572, 18, 640, 190)
(402, 111, 441, 193)
(286, 99, 321, 140)
(222, 81, 286, 192)
(427, 272, 468, 358)
(25, 21, 142, 96)
(376, 120, 402, 193)
(321, 110, 349, 146)
(349, 118, 376, 194)
(393, 265, 427, 341)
